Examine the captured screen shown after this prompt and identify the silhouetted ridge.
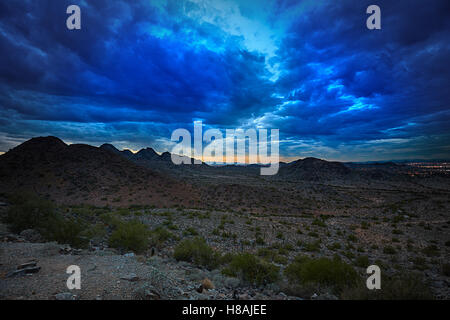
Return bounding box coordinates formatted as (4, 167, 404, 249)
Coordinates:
(0, 137, 198, 207)
(136, 148, 160, 160)
(281, 157, 351, 181)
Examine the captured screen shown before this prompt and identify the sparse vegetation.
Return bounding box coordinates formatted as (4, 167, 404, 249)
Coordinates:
(109, 220, 149, 253)
(285, 255, 359, 294)
(174, 237, 221, 270)
(4, 192, 55, 233)
(222, 253, 280, 285)
(149, 226, 177, 247)
(354, 255, 369, 268)
(341, 273, 433, 300)
(422, 244, 440, 257)
(383, 246, 397, 255)
(4, 193, 88, 248)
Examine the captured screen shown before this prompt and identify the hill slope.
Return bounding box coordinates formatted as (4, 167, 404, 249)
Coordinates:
(0, 137, 199, 207)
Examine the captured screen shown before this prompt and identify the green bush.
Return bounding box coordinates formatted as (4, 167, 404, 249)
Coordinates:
(285, 255, 359, 293)
(222, 253, 280, 285)
(273, 254, 288, 265)
(150, 226, 177, 247)
(327, 242, 341, 251)
(219, 252, 235, 265)
(255, 236, 265, 245)
(99, 212, 122, 228)
(257, 247, 277, 260)
(4, 192, 56, 233)
(174, 237, 220, 270)
(183, 227, 199, 236)
(82, 223, 107, 240)
(383, 246, 397, 254)
(410, 257, 428, 271)
(303, 240, 321, 252)
(312, 218, 326, 228)
(4, 193, 88, 248)
(354, 255, 370, 268)
(109, 220, 149, 253)
(44, 216, 89, 248)
(422, 244, 440, 257)
(341, 273, 433, 300)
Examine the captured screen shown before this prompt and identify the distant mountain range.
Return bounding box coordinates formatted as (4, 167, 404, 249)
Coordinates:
(99, 143, 203, 170)
(1, 136, 447, 206)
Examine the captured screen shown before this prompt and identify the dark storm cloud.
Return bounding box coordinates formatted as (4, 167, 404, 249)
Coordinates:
(0, 0, 449, 160)
(272, 0, 450, 157)
(0, 0, 274, 125)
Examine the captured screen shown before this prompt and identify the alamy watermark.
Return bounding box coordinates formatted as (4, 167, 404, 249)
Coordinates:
(66, 265, 81, 290)
(66, 4, 380, 31)
(170, 121, 280, 176)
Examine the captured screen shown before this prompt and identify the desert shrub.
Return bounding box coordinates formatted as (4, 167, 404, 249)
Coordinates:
(219, 252, 235, 265)
(174, 237, 220, 269)
(257, 248, 277, 260)
(303, 240, 321, 252)
(410, 257, 428, 271)
(4, 192, 56, 233)
(354, 255, 370, 268)
(327, 242, 341, 251)
(109, 220, 149, 253)
(422, 244, 440, 257)
(71, 206, 95, 218)
(343, 250, 355, 259)
(257, 248, 287, 264)
(383, 246, 397, 254)
(279, 280, 319, 298)
(43, 216, 89, 248)
(149, 226, 177, 247)
(4, 193, 88, 248)
(255, 236, 265, 245)
(273, 254, 288, 265)
(183, 227, 199, 236)
(99, 212, 122, 228)
(341, 273, 433, 300)
(82, 223, 107, 240)
(277, 246, 288, 255)
(165, 220, 178, 230)
(116, 208, 131, 216)
(312, 218, 326, 228)
(222, 253, 280, 285)
(285, 255, 359, 293)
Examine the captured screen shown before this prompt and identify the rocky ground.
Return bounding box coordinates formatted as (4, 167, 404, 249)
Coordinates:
(1, 183, 449, 300)
(0, 228, 300, 300)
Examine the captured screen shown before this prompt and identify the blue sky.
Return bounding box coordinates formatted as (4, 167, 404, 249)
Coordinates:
(0, 0, 449, 161)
